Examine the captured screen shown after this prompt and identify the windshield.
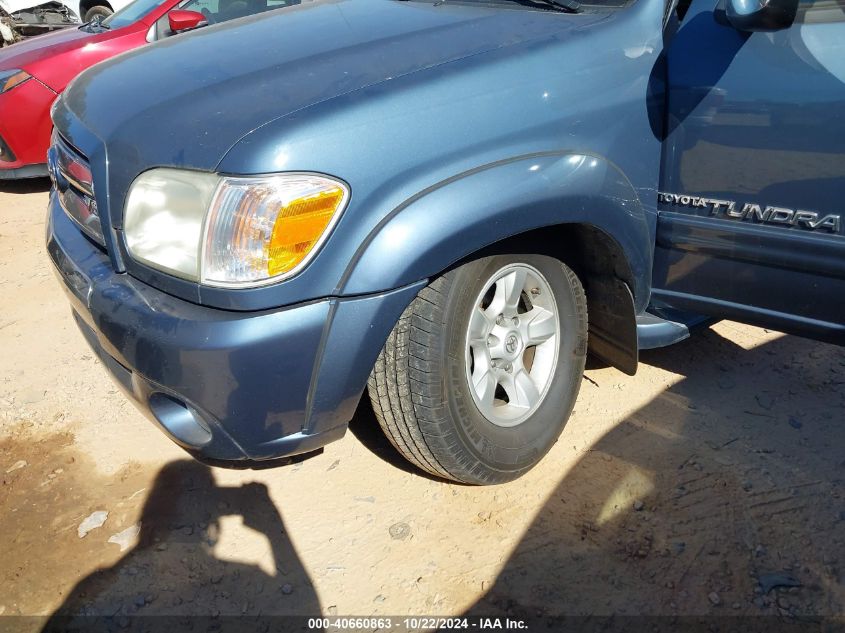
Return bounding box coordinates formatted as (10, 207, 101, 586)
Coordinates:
(401, 0, 632, 9)
(101, 0, 164, 28)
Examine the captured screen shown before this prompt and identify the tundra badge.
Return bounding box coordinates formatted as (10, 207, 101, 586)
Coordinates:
(658, 193, 841, 233)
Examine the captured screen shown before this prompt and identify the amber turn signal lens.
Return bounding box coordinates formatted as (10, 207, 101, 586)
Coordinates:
(267, 187, 345, 276)
(0, 70, 31, 94)
(202, 174, 349, 287)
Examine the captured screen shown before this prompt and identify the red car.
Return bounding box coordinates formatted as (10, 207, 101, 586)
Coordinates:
(0, 0, 294, 179)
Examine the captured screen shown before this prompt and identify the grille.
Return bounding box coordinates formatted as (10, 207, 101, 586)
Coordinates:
(48, 130, 104, 247)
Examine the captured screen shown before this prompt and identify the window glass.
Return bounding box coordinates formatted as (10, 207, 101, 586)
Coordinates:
(103, 0, 164, 28)
(798, 0, 845, 22)
(154, 0, 299, 39)
(179, 0, 298, 23)
(400, 0, 633, 9)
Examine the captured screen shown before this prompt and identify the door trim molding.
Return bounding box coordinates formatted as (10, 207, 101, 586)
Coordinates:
(655, 211, 845, 280)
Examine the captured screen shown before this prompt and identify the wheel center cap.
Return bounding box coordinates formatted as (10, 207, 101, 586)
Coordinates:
(504, 332, 521, 357)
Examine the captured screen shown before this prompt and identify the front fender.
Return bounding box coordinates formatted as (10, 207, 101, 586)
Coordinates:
(341, 152, 653, 312)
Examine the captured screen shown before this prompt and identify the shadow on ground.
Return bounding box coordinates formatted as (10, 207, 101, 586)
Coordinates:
(31, 327, 843, 629)
(0, 178, 51, 195)
(42, 460, 322, 631)
(469, 328, 844, 621)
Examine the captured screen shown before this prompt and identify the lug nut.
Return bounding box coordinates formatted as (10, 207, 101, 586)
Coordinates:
(511, 317, 519, 326)
(505, 363, 513, 373)
(487, 335, 496, 347)
(496, 315, 505, 326)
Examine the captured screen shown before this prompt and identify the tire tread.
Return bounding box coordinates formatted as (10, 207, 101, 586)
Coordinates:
(368, 259, 588, 484)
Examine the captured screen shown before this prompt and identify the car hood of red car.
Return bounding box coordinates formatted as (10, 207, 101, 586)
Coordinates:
(1, 27, 93, 71)
(0, 26, 127, 91)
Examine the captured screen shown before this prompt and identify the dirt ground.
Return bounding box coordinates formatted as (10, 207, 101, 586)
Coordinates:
(0, 181, 843, 628)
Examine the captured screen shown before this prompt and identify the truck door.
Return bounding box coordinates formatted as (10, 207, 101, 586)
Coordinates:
(652, 0, 845, 345)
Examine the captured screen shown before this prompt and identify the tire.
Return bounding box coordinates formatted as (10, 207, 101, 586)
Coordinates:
(368, 254, 588, 485)
(83, 5, 112, 22)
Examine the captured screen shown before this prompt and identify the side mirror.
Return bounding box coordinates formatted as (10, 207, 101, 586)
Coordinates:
(168, 9, 207, 33)
(725, 0, 798, 31)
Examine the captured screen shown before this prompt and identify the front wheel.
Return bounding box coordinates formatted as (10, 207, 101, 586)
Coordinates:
(83, 5, 112, 22)
(367, 254, 588, 485)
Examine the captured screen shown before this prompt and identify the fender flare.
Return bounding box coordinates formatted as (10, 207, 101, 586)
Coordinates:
(339, 151, 653, 312)
(306, 152, 653, 432)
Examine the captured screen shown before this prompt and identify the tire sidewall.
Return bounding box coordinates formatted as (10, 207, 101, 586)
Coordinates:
(441, 254, 586, 478)
(84, 6, 112, 21)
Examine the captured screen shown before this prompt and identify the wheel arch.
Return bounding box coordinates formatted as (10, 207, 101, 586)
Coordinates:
(340, 152, 651, 374)
(450, 224, 640, 375)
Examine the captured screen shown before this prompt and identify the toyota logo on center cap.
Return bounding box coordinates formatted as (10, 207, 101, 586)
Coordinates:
(505, 334, 519, 354)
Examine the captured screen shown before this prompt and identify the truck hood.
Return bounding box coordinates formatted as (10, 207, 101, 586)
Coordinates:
(57, 0, 595, 173)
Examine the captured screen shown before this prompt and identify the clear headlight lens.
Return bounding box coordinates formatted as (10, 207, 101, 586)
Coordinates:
(124, 169, 349, 287)
(0, 69, 32, 94)
(124, 169, 219, 280)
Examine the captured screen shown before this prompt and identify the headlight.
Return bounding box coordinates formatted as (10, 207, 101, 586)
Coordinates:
(0, 69, 32, 94)
(124, 169, 349, 287)
(124, 169, 219, 281)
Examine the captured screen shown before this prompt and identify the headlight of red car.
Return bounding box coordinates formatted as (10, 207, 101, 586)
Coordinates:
(0, 69, 31, 94)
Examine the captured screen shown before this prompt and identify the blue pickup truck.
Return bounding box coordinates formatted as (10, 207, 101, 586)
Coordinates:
(46, 0, 843, 484)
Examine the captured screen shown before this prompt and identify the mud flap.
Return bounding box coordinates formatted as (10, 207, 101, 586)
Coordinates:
(586, 276, 638, 376)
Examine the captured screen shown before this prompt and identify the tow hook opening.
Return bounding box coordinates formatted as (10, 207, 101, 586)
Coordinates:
(148, 393, 213, 449)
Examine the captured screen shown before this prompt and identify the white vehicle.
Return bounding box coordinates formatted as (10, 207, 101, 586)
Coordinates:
(0, 0, 131, 44)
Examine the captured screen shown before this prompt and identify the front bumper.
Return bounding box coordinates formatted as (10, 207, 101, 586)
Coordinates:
(46, 194, 424, 462)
